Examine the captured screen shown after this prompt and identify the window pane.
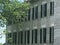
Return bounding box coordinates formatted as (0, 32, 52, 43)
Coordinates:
(32, 8, 34, 20)
(49, 27, 54, 43)
(35, 29, 37, 43)
(49, 27, 51, 43)
(18, 32, 21, 44)
(41, 3, 47, 18)
(13, 33, 14, 44)
(13, 32, 17, 44)
(52, 27, 54, 43)
(15, 32, 17, 44)
(40, 29, 42, 43)
(28, 9, 30, 21)
(44, 3, 47, 17)
(27, 30, 30, 44)
(35, 6, 38, 19)
(50, 2, 54, 15)
(43, 28, 46, 43)
(32, 30, 33, 44)
(24, 31, 26, 44)
(21, 31, 23, 44)
(41, 5, 43, 18)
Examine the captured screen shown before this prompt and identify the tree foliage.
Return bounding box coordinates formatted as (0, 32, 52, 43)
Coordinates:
(0, 14, 6, 27)
(0, 0, 30, 25)
(0, 43, 3, 45)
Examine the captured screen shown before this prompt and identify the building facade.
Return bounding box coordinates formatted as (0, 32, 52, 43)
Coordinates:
(6, 0, 60, 45)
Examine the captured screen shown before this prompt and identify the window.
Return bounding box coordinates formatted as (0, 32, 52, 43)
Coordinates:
(24, 31, 26, 44)
(41, 5, 43, 18)
(40, 3, 47, 18)
(21, 31, 23, 44)
(44, 3, 47, 17)
(40, 29, 42, 43)
(32, 30, 33, 44)
(27, 30, 30, 44)
(49, 27, 51, 43)
(35, 6, 38, 19)
(15, 32, 17, 44)
(32, 8, 34, 20)
(18, 32, 21, 44)
(43, 28, 46, 43)
(13, 32, 17, 44)
(49, 27, 54, 43)
(50, 2, 54, 16)
(28, 9, 30, 21)
(35, 29, 37, 43)
(13, 33, 14, 44)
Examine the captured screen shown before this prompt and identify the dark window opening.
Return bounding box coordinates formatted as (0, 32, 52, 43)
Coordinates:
(50, 2, 54, 16)
(32, 8, 34, 20)
(21, 31, 23, 44)
(43, 28, 46, 43)
(41, 3, 47, 18)
(41, 5, 43, 18)
(13, 32, 17, 44)
(35, 6, 38, 19)
(18, 32, 21, 44)
(40, 29, 42, 43)
(27, 30, 30, 44)
(27, 31, 30, 44)
(24, 31, 26, 44)
(44, 3, 47, 17)
(13, 33, 14, 44)
(28, 9, 30, 21)
(15, 32, 17, 44)
(35, 29, 37, 43)
(32, 30, 33, 44)
(49, 27, 54, 43)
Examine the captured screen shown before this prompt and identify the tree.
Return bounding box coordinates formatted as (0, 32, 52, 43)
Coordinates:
(0, 43, 3, 45)
(0, 14, 6, 27)
(0, 0, 30, 27)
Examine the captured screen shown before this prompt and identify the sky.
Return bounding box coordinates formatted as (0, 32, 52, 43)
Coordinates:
(0, 26, 6, 44)
(18, 0, 24, 2)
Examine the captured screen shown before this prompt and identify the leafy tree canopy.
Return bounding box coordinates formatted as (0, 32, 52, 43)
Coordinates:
(0, 0, 30, 26)
(0, 43, 3, 45)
